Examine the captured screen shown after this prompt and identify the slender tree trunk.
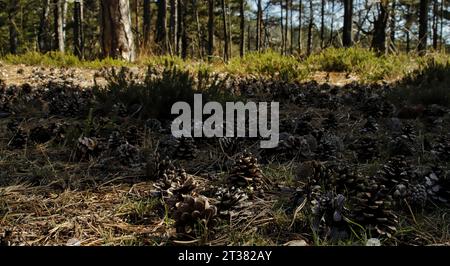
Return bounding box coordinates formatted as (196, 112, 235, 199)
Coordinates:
(143, 0, 152, 48)
(285, 0, 289, 54)
(405, 4, 411, 53)
(134, 0, 139, 44)
(100, 0, 136, 61)
(226, 0, 232, 58)
(328, 0, 334, 46)
(306, 0, 313, 55)
(73, 0, 84, 58)
(371, 1, 389, 54)
(280, 1, 284, 55)
(38, 0, 52, 53)
(256, 0, 262, 51)
(432, 0, 438, 50)
(247, 23, 252, 51)
(298, 0, 302, 53)
(320, 0, 325, 49)
(220, 0, 229, 61)
(239, 0, 245, 57)
(290, 0, 294, 53)
(440, 0, 444, 51)
(389, 0, 396, 50)
(8, 0, 20, 54)
(169, 0, 178, 55)
(343, 0, 353, 47)
(54, 0, 65, 52)
(207, 0, 215, 57)
(192, 0, 203, 58)
(418, 0, 428, 53)
(156, 0, 168, 54)
(179, 0, 188, 58)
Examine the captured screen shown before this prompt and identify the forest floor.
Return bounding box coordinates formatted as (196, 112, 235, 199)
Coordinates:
(0, 58, 449, 246)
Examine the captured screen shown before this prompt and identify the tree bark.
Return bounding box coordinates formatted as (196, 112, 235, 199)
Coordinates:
(280, 1, 284, 55)
(432, 0, 438, 50)
(256, 0, 262, 51)
(239, 0, 245, 57)
(285, 0, 289, 54)
(298, 0, 302, 53)
(418, 0, 428, 53)
(169, 0, 178, 55)
(207, 0, 215, 57)
(38, 0, 52, 53)
(73, 0, 84, 59)
(220, 0, 229, 61)
(328, 0, 334, 46)
(8, 0, 20, 54)
(101, 0, 136, 61)
(306, 0, 313, 55)
(343, 0, 353, 47)
(54, 0, 65, 52)
(156, 0, 168, 53)
(320, 0, 325, 48)
(143, 0, 152, 48)
(179, 0, 188, 58)
(371, 0, 389, 54)
(389, 0, 396, 50)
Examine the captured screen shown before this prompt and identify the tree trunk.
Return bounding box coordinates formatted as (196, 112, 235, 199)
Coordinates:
(290, 0, 294, 53)
(432, 0, 438, 50)
(73, 0, 84, 59)
(192, 0, 203, 58)
(298, 0, 302, 53)
(418, 0, 428, 53)
(38, 0, 52, 53)
(179, 0, 188, 58)
(256, 0, 262, 51)
(220, 0, 229, 61)
(320, 0, 325, 48)
(239, 0, 245, 57)
(207, 0, 215, 57)
(8, 0, 20, 54)
(371, 1, 389, 54)
(156, 0, 168, 53)
(169, 0, 178, 55)
(285, 0, 289, 54)
(134, 0, 139, 44)
(54, 0, 65, 52)
(343, 0, 353, 47)
(306, 0, 313, 55)
(101, 0, 135, 61)
(440, 0, 444, 51)
(328, 0, 334, 46)
(280, 1, 284, 55)
(143, 0, 152, 48)
(389, 0, 396, 50)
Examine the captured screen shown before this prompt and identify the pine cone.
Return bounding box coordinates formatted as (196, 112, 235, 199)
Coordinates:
(8, 129, 27, 149)
(76, 137, 102, 159)
(145, 153, 175, 180)
(215, 186, 248, 216)
(228, 153, 264, 188)
(173, 137, 197, 160)
(360, 116, 379, 133)
(352, 179, 398, 238)
(350, 136, 379, 162)
(116, 142, 142, 166)
(153, 167, 197, 204)
(407, 184, 427, 207)
(172, 195, 218, 235)
(29, 125, 53, 144)
(322, 113, 339, 130)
